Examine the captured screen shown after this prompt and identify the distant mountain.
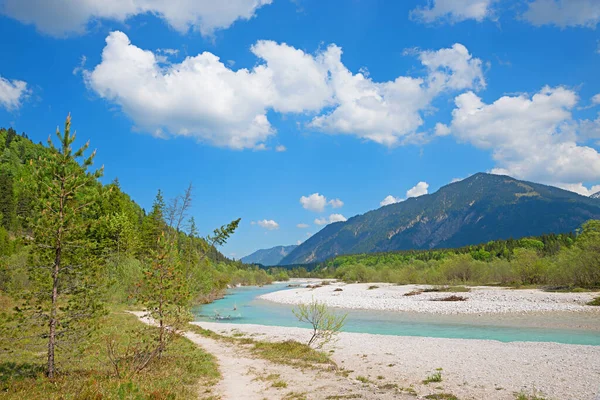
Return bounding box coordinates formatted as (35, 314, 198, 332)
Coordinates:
(591, 191, 600, 199)
(280, 173, 600, 265)
(241, 245, 298, 266)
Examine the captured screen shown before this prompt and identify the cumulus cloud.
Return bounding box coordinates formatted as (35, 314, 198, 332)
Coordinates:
(328, 198, 344, 208)
(85, 32, 485, 149)
(296, 223, 309, 228)
(380, 182, 430, 206)
(522, 0, 600, 28)
(275, 145, 287, 152)
(0, 75, 28, 110)
(443, 86, 600, 193)
(256, 219, 279, 230)
(299, 193, 344, 212)
(85, 31, 276, 149)
(406, 181, 430, 198)
(310, 43, 485, 146)
(410, 0, 496, 24)
(0, 0, 273, 37)
(300, 193, 328, 212)
(314, 214, 347, 225)
(380, 195, 402, 207)
(592, 94, 600, 105)
(556, 183, 600, 197)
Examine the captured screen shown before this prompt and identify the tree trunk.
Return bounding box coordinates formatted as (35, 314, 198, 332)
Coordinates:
(47, 183, 64, 379)
(47, 243, 61, 378)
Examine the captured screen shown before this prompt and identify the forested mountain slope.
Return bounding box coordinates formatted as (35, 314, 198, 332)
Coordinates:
(281, 173, 600, 265)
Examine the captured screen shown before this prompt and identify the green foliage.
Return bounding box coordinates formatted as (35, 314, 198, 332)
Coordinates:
(19, 115, 105, 378)
(0, 309, 219, 399)
(422, 370, 443, 384)
(294, 223, 600, 288)
(293, 298, 347, 348)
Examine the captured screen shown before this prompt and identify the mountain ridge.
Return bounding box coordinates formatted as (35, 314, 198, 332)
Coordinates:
(241, 244, 298, 266)
(280, 173, 600, 265)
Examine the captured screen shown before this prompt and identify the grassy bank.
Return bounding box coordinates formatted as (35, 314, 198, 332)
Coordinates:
(0, 304, 219, 400)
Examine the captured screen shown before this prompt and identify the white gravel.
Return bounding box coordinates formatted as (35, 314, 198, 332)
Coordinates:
(260, 282, 600, 314)
(195, 321, 600, 400)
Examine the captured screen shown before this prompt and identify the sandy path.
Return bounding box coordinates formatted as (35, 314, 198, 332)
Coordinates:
(197, 321, 600, 400)
(184, 329, 418, 400)
(133, 312, 415, 399)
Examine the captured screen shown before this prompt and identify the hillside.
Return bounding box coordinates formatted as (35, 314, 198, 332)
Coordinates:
(241, 245, 297, 266)
(592, 191, 600, 199)
(280, 173, 600, 265)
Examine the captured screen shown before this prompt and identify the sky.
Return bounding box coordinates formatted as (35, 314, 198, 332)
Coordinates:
(1, 0, 600, 259)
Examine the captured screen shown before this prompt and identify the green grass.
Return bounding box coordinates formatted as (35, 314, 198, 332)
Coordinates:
(188, 323, 335, 369)
(422, 370, 443, 384)
(515, 392, 547, 400)
(251, 340, 335, 369)
(0, 306, 219, 400)
(424, 394, 459, 400)
(356, 375, 371, 384)
(272, 379, 288, 388)
(587, 296, 600, 306)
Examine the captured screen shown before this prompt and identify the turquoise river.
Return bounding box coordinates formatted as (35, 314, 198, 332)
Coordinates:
(194, 282, 600, 346)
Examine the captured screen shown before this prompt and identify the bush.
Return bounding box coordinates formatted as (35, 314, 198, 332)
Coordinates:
(293, 299, 347, 348)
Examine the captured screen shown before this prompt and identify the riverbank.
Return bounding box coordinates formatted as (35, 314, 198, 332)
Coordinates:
(260, 282, 600, 315)
(193, 321, 600, 400)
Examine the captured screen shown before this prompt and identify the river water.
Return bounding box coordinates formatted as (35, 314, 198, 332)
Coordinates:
(193, 282, 600, 345)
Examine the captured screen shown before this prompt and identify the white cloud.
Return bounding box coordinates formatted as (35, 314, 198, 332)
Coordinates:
(328, 198, 344, 208)
(1, 0, 273, 37)
(296, 240, 302, 245)
(256, 219, 279, 230)
(380, 195, 401, 207)
(309, 43, 485, 146)
(85, 31, 276, 150)
(435, 122, 451, 136)
(445, 86, 600, 187)
(275, 145, 287, 152)
(522, 0, 600, 28)
(556, 183, 600, 197)
(380, 181, 429, 206)
(157, 48, 179, 56)
(314, 214, 347, 225)
(0, 75, 28, 110)
(592, 94, 600, 105)
(250, 40, 333, 113)
(296, 223, 309, 228)
(406, 181, 430, 198)
(328, 213, 347, 223)
(86, 33, 485, 149)
(410, 0, 496, 24)
(300, 193, 327, 212)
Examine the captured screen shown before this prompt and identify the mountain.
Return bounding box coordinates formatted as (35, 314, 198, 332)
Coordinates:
(280, 173, 600, 265)
(241, 245, 298, 266)
(591, 191, 600, 199)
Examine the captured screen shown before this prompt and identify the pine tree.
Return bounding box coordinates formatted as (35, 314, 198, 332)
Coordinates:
(26, 115, 104, 378)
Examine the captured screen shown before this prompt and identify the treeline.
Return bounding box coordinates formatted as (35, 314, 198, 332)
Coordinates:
(306, 224, 600, 288)
(0, 118, 280, 378)
(0, 125, 273, 303)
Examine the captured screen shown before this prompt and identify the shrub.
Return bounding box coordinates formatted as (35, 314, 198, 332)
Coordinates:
(293, 299, 347, 348)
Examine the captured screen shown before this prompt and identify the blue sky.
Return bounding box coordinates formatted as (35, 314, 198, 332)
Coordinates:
(1, 0, 599, 258)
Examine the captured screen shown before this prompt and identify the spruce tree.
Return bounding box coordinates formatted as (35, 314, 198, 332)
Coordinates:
(26, 115, 104, 378)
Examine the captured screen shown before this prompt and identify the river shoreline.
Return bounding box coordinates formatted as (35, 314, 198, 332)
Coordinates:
(260, 281, 600, 315)
(193, 320, 600, 400)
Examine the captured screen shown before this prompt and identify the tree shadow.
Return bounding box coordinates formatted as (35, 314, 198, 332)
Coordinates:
(0, 362, 45, 382)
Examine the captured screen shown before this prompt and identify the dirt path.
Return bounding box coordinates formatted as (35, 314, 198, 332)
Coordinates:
(183, 329, 414, 400)
(132, 312, 415, 399)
